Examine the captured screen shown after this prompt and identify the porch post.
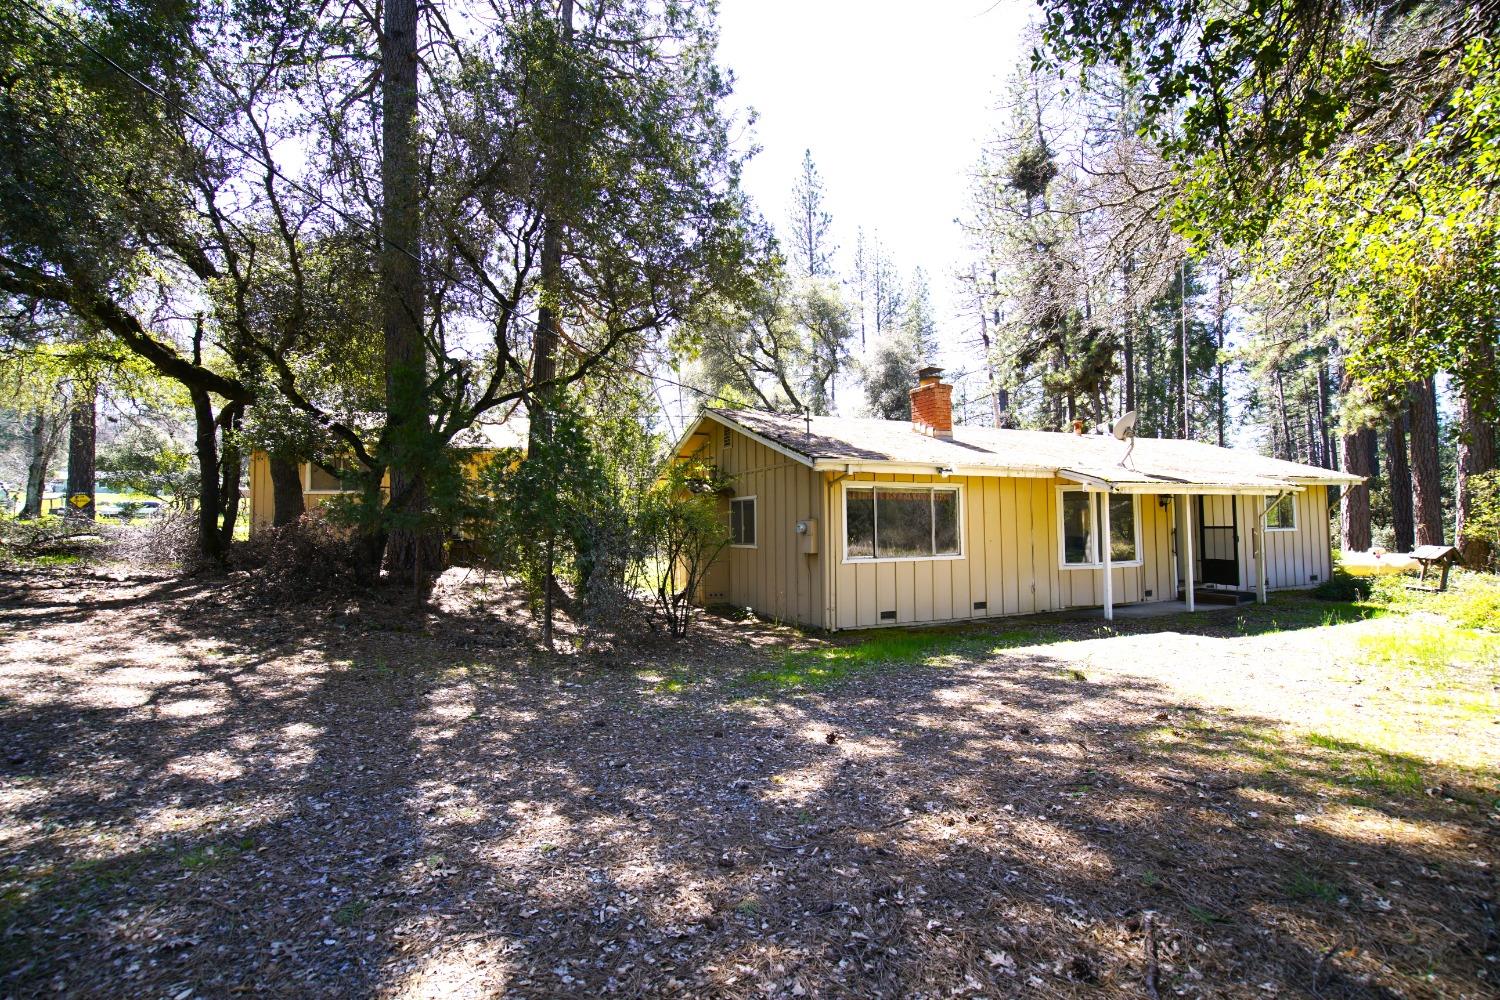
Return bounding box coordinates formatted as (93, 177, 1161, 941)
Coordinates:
(1100, 489, 1114, 621)
(1182, 493, 1195, 612)
(1255, 495, 1268, 604)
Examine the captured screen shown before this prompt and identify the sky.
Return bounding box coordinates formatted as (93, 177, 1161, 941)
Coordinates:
(714, 0, 1034, 379)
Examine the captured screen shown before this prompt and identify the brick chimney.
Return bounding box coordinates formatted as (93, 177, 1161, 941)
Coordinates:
(909, 366, 953, 438)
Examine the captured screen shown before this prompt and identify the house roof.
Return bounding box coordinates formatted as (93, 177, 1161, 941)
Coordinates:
(691, 408, 1362, 494)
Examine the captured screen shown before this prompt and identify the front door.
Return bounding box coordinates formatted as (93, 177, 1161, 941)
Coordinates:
(1197, 495, 1239, 587)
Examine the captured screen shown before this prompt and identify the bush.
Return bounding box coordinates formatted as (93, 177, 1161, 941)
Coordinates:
(1312, 569, 1373, 602)
(629, 459, 733, 638)
(1449, 575, 1500, 631)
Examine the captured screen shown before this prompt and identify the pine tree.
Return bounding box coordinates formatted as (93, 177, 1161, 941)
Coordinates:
(788, 149, 835, 278)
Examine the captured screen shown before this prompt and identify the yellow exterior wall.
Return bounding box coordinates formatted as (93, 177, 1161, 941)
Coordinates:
(824, 472, 1175, 630)
(246, 453, 400, 536)
(1261, 486, 1332, 589)
(1182, 489, 1332, 593)
(249, 451, 273, 534)
(688, 426, 826, 627)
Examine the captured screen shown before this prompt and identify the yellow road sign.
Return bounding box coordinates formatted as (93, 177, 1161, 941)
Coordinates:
(69, 493, 91, 509)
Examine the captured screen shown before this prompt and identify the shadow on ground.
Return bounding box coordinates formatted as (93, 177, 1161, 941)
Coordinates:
(0, 566, 1493, 998)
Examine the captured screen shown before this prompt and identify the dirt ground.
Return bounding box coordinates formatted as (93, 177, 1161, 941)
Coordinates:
(0, 564, 1495, 999)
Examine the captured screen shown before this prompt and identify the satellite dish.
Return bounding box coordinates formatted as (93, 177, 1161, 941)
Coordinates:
(1111, 411, 1137, 441)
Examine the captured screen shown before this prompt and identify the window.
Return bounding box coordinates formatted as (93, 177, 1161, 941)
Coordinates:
(306, 462, 360, 493)
(844, 484, 962, 561)
(1266, 494, 1296, 531)
(730, 496, 756, 547)
(1058, 488, 1140, 568)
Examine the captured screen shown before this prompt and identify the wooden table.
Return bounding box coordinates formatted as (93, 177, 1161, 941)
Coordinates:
(1410, 544, 1460, 591)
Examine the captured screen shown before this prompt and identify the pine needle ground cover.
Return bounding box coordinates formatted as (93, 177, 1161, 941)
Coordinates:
(0, 565, 1494, 998)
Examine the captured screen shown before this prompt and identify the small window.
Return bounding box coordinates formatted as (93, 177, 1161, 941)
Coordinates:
(843, 484, 962, 561)
(729, 496, 756, 547)
(1266, 494, 1296, 531)
(1058, 488, 1140, 568)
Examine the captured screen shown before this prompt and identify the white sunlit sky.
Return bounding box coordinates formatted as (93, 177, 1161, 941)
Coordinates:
(712, 0, 1035, 403)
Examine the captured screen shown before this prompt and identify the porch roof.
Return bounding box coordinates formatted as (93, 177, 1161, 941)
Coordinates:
(696, 408, 1362, 493)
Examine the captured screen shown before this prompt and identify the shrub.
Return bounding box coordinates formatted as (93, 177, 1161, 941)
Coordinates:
(1312, 569, 1373, 602)
(629, 459, 733, 638)
(1449, 575, 1500, 632)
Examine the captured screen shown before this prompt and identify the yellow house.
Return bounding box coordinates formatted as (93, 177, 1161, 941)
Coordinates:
(673, 369, 1361, 630)
(247, 415, 528, 534)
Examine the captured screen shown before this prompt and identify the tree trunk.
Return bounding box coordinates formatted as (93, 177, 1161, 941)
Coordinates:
(64, 379, 97, 521)
(380, 0, 439, 583)
(216, 402, 244, 548)
(190, 387, 224, 561)
(527, 0, 575, 649)
(270, 456, 305, 527)
(1456, 383, 1497, 567)
(1407, 377, 1443, 547)
(1340, 425, 1375, 552)
(1384, 411, 1414, 552)
(21, 409, 56, 519)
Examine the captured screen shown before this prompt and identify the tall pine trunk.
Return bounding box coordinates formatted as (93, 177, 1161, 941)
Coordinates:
(64, 378, 97, 521)
(1407, 377, 1443, 547)
(1339, 359, 1375, 553)
(1456, 383, 1496, 567)
(270, 456, 305, 527)
(380, 0, 438, 584)
(1384, 411, 1414, 552)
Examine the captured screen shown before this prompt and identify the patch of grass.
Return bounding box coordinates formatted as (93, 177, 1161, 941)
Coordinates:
(1355, 622, 1500, 677)
(11, 552, 85, 568)
(1305, 733, 1427, 798)
(1285, 869, 1341, 903)
(180, 842, 243, 872)
(640, 663, 695, 694)
(333, 898, 370, 925)
(745, 628, 1039, 690)
(1185, 903, 1229, 925)
(1366, 569, 1500, 632)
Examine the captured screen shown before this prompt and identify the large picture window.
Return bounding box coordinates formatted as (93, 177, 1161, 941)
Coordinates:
(729, 496, 757, 547)
(1266, 494, 1296, 531)
(844, 484, 962, 561)
(1058, 488, 1140, 568)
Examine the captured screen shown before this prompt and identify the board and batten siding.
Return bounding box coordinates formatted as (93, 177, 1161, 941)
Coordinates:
(688, 426, 826, 627)
(1194, 489, 1331, 591)
(1260, 486, 1332, 590)
(824, 472, 1175, 631)
(248, 451, 273, 534)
